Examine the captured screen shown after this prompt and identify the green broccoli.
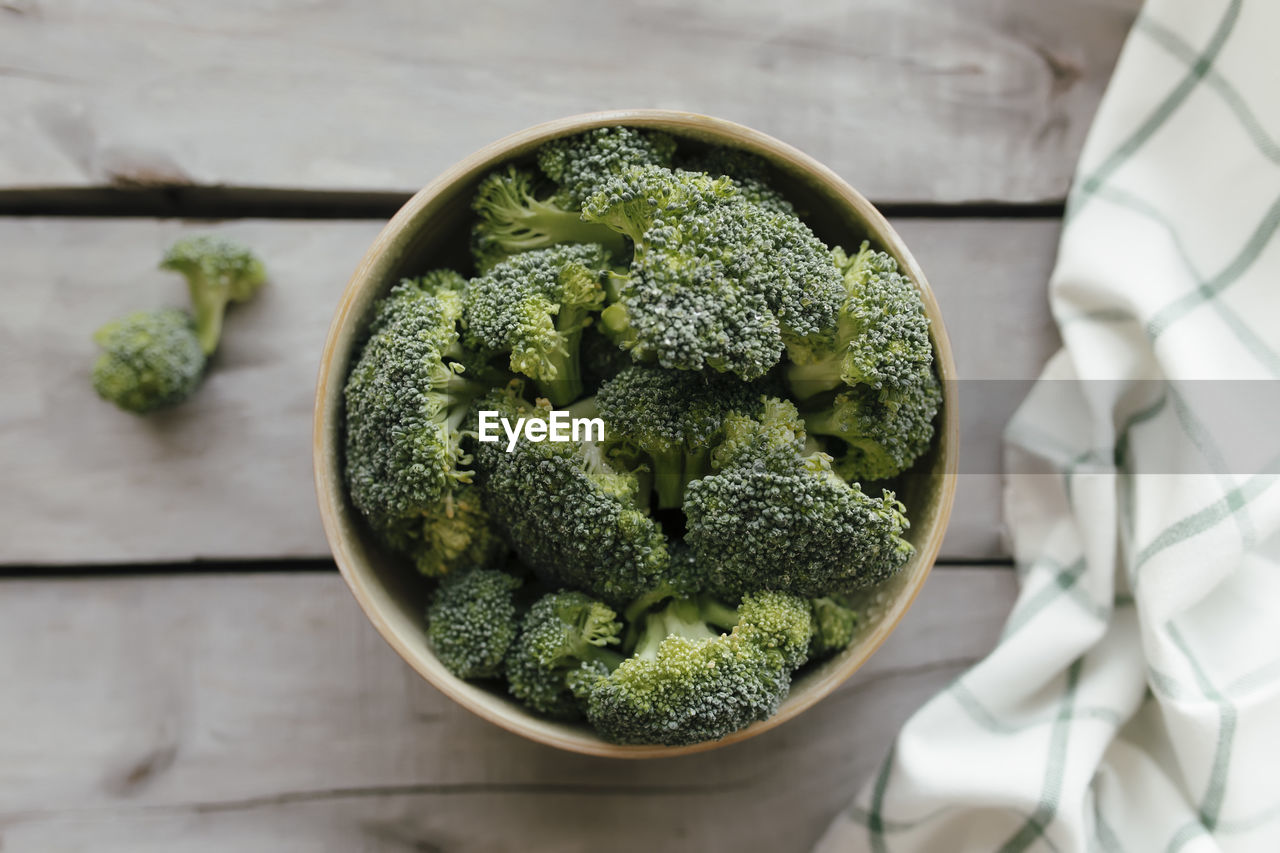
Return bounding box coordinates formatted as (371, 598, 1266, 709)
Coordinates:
(506, 590, 625, 719)
(784, 242, 940, 481)
(427, 568, 524, 679)
(472, 387, 669, 605)
(584, 165, 845, 380)
(684, 397, 914, 597)
(677, 145, 796, 216)
(344, 271, 505, 577)
(462, 243, 610, 407)
(809, 595, 859, 661)
(786, 242, 931, 396)
(160, 236, 266, 356)
(92, 236, 266, 414)
(596, 364, 763, 508)
(469, 166, 627, 272)
(577, 590, 812, 746)
(805, 377, 942, 483)
(537, 126, 678, 206)
(91, 308, 206, 414)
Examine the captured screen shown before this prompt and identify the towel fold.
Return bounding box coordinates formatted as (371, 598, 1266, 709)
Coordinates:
(817, 1, 1280, 850)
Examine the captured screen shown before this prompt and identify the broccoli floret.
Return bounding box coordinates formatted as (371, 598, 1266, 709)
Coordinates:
(427, 568, 523, 679)
(584, 165, 844, 380)
(91, 308, 206, 413)
(677, 146, 796, 216)
(92, 236, 266, 414)
(577, 590, 812, 745)
(809, 595, 858, 661)
(596, 365, 763, 508)
(506, 590, 625, 719)
(684, 397, 914, 597)
(344, 271, 505, 577)
(159, 236, 266, 355)
(537, 126, 678, 206)
(462, 244, 610, 406)
(376, 486, 505, 578)
(472, 387, 669, 605)
(786, 242, 933, 398)
(805, 375, 942, 483)
(470, 166, 627, 272)
(784, 242, 940, 481)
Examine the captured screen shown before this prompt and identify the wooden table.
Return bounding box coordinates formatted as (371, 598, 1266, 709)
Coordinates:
(0, 2, 1140, 849)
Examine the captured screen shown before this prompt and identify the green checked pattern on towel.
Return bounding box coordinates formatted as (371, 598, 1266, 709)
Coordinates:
(817, 1, 1280, 851)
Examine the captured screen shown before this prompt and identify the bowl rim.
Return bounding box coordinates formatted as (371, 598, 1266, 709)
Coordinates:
(313, 109, 959, 758)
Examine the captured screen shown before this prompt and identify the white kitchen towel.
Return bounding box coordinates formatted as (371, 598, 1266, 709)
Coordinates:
(817, 1, 1280, 850)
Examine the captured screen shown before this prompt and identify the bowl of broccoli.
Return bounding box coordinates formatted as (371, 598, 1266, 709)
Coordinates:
(314, 111, 958, 756)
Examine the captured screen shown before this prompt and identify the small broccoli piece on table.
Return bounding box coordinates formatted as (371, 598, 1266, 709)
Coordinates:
(344, 271, 505, 578)
(808, 595, 859, 661)
(472, 386, 670, 606)
(463, 244, 610, 407)
(91, 308, 206, 414)
(684, 397, 914, 597)
(596, 365, 763, 509)
(584, 165, 844, 380)
(160, 236, 266, 356)
(427, 568, 523, 680)
(537, 126, 678, 206)
(506, 590, 625, 719)
(677, 145, 796, 217)
(92, 236, 266, 414)
(470, 166, 627, 272)
(577, 589, 812, 746)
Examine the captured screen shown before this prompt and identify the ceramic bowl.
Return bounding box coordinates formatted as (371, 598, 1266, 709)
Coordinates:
(314, 109, 958, 757)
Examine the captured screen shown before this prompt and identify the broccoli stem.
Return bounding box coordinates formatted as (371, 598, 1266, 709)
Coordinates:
(649, 444, 686, 510)
(801, 407, 853, 443)
(186, 275, 229, 356)
(633, 612, 671, 660)
(535, 306, 592, 406)
(627, 594, 737, 661)
(566, 396, 599, 420)
(681, 447, 711, 495)
(599, 301, 638, 351)
(603, 270, 628, 303)
(501, 200, 629, 259)
(786, 355, 845, 401)
(661, 598, 720, 642)
(646, 445, 712, 510)
(623, 586, 668, 627)
(698, 596, 740, 632)
(632, 467, 653, 512)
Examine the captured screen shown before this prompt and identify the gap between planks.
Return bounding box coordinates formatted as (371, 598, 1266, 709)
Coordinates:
(0, 559, 1016, 579)
(0, 186, 1068, 221)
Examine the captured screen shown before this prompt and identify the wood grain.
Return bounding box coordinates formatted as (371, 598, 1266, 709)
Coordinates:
(0, 566, 1017, 852)
(0, 216, 1060, 566)
(0, 0, 1138, 203)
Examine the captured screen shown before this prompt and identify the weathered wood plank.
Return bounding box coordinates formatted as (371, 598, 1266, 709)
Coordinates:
(0, 216, 1059, 565)
(0, 0, 1138, 203)
(0, 566, 1017, 852)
